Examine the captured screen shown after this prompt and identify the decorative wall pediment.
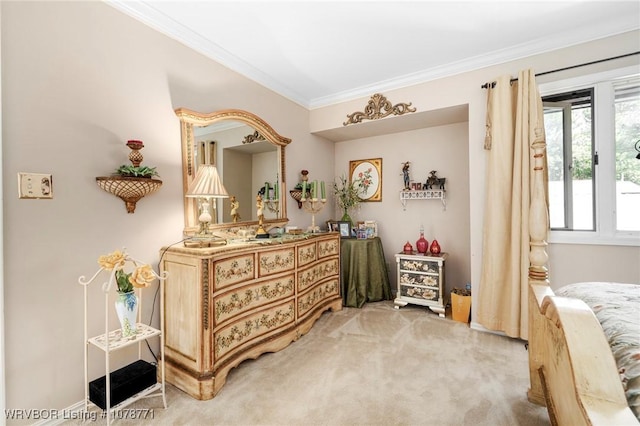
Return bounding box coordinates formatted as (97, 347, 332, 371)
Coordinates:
(343, 93, 416, 126)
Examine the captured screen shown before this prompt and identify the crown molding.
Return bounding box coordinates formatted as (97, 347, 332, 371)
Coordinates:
(107, 1, 638, 111)
(106, 0, 311, 108)
(309, 25, 640, 109)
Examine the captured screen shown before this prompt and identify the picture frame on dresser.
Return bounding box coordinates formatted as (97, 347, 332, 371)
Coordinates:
(337, 221, 352, 238)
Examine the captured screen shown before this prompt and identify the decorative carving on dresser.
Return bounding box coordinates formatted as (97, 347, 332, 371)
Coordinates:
(298, 243, 317, 266)
(343, 93, 417, 126)
(214, 302, 295, 360)
(318, 238, 339, 257)
(215, 256, 254, 288)
(160, 233, 342, 400)
(298, 279, 339, 316)
(258, 248, 295, 275)
(214, 275, 295, 323)
(298, 259, 339, 292)
(202, 259, 209, 330)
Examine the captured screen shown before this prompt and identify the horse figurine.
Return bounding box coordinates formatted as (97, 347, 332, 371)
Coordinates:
(424, 170, 446, 191)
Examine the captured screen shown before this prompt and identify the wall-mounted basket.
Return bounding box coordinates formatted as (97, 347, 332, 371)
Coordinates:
(96, 176, 162, 213)
(96, 140, 162, 213)
(289, 189, 311, 209)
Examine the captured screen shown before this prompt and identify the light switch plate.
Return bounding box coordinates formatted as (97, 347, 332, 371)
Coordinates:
(18, 173, 53, 199)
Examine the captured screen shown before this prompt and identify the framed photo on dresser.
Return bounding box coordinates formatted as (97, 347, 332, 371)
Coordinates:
(337, 221, 352, 238)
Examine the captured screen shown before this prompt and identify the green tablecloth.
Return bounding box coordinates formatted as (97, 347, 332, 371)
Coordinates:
(340, 237, 392, 308)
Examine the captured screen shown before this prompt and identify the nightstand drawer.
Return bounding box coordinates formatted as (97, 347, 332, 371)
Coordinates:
(399, 284, 439, 302)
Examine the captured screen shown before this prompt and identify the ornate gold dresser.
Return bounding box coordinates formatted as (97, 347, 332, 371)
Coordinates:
(160, 233, 341, 399)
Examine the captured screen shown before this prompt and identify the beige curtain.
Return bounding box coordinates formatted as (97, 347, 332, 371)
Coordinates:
(477, 69, 545, 339)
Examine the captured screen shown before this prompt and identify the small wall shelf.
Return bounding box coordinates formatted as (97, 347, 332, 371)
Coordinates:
(96, 176, 162, 213)
(400, 190, 446, 210)
(96, 140, 162, 213)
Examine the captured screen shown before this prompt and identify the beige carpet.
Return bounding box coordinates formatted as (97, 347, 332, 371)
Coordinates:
(68, 301, 550, 426)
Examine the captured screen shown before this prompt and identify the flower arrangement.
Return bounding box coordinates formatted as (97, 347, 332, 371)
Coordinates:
(98, 249, 156, 294)
(356, 167, 373, 194)
(333, 175, 363, 221)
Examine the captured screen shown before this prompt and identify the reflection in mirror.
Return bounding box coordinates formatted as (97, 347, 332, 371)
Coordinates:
(194, 123, 278, 223)
(176, 108, 290, 236)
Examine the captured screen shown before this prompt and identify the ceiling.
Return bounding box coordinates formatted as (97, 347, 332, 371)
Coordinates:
(109, 1, 640, 109)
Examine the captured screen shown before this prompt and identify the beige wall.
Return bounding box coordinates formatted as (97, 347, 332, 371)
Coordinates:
(2, 0, 639, 416)
(1, 1, 332, 414)
(333, 123, 471, 296)
(548, 244, 640, 289)
(312, 30, 640, 329)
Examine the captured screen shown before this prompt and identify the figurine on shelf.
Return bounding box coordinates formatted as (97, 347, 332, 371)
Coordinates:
(230, 195, 240, 223)
(425, 170, 446, 191)
(402, 161, 411, 190)
(256, 194, 264, 222)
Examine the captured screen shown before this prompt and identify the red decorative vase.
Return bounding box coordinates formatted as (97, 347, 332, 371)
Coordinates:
(403, 241, 413, 254)
(430, 239, 441, 255)
(416, 227, 428, 254)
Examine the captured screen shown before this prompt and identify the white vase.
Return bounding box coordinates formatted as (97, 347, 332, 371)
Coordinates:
(114, 291, 138, 338)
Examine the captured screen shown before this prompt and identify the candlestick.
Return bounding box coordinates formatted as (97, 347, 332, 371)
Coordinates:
(301, 196, 326, 233)
(321, 181, 325, 199)
(264, 182, 270, 200)
(302, 181, 307, 199)
(274, 181, 278, 199)
(264, 198, 279, 215)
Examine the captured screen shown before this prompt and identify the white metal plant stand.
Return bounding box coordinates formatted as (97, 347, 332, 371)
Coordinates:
(78, 249, 168, 425)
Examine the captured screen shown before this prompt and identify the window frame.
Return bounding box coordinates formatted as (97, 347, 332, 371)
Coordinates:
(539, 65, 639, 247)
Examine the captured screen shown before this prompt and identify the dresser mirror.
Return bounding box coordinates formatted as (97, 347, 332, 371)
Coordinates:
(176, 108, 290, 236)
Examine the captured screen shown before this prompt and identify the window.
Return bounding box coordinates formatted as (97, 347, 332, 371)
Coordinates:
(540, 67, 640, 245)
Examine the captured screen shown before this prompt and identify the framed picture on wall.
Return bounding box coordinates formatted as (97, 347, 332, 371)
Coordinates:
(337, 221, 352, 238)
(349, 158, 382, 202)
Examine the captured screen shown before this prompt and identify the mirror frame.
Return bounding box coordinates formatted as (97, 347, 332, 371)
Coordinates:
(176, 108, 290, 236)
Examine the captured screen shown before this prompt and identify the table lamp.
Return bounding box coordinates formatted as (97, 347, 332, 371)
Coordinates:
(186, 164, 229, 236)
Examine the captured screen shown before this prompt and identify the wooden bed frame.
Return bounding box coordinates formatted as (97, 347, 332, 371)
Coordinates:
(526, 141, 638, 425)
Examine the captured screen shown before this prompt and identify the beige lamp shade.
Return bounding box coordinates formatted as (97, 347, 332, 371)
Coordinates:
(186, 164, 229, 198)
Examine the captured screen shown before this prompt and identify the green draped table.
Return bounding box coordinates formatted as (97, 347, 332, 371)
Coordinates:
(340, 237, 392, 308)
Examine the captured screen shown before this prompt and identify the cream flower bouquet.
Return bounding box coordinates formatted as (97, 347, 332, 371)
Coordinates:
(97, 249, 156, 294)
(80, 248, 167, 338)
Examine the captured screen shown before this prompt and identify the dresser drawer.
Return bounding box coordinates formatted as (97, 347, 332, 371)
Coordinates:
(298, 278, 340, 318)
(317, 236, 339, 259)
(297, 257, 339, 293)
(213, 300, 295, 367)
(297, 241, 317, 267)
(213, 273, 295, 326)
(213, 254, 255, 290)
(258, 246, 295, 277)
